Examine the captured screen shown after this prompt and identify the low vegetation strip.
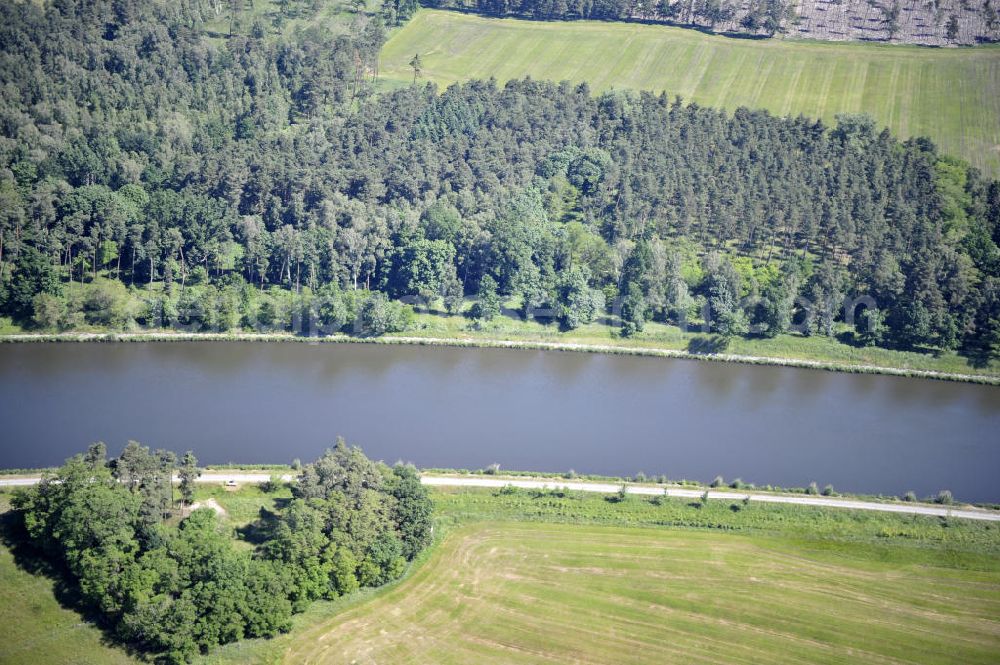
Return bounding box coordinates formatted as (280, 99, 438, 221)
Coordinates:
(3, 332, 998, 384)
(3, 472, 996, 521)
(422, 476, 1000, 521)
(282, 521, 1000, 664)
(381, 10, 1000, 175)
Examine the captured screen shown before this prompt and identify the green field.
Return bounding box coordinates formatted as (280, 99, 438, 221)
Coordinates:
(382, 10, 1000, 175)
(4, 486, 1000, 664)
(181, 487, 1000, 663)
(285, 521, 1000, 664)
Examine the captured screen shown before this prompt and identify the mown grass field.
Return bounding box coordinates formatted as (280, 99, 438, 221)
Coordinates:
(285, 521, 1000, 664)
(381, 10, 1000, 175)
(212, 486, 1000, 663)
(3, 486, 999, 664)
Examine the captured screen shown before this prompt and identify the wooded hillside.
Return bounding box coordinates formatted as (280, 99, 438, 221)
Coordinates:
(0, 0, 997, 363)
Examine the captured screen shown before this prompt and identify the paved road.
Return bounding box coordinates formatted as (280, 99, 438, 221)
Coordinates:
(2, 472, 997, 522)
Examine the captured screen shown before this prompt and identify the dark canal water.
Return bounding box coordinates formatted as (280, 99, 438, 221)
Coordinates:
(1, 342, 998, 501)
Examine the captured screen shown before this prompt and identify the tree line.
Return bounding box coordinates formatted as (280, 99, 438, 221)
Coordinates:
(426, 0, 796, 36)
(11, 439, 432, 663)
(0, 0, 997, 362)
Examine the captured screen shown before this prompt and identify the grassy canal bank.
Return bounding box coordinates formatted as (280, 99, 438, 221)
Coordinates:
(2, 325, 999, 385)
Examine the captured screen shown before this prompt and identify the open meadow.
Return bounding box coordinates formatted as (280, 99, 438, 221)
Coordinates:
(284, 520, 1000, 664)
(382, 10, 1000, 175)
(3, 485, 999, 664)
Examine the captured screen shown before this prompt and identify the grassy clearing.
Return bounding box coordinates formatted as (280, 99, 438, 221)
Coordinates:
(0, 545, 140, 665)
(188, 481, 293, 527)
(208, 486, 1000, 663)
(382, 10, 1000, 175)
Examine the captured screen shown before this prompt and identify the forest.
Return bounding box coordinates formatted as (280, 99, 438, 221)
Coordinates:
(10, 439, 432, 663)
(0, 0, 998, 364)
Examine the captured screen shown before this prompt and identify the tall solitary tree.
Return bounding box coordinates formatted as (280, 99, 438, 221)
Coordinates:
(178, 451, 200, 505)
(472, 274, 501, 321)
(946, 13, 960, 41)
(409, 53, 422, 83)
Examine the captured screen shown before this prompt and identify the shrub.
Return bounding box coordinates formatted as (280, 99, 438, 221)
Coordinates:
(710, 475, 724, 488)
(806, 482, 820, 495)
(729, 478, 744, 490)
(902, 491, 917, 502)
(935, 490, 954, 505)
(360, 292, 410, 335)
(821, 484, 836, 496)
(258, 474, 282, 493)
(31, 292, 67, 329)
(82, 280, 133, 328)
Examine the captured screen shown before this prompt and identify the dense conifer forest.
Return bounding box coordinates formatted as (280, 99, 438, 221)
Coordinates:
(0, 0, 997, 363)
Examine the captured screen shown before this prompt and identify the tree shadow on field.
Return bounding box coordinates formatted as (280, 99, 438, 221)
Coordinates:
(961, 341, 997, 370)
(686, 335, 730, 354)
(0, 507, 144, 658)
(237, 504, 284, 545)
(835, 330, 863, 347)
